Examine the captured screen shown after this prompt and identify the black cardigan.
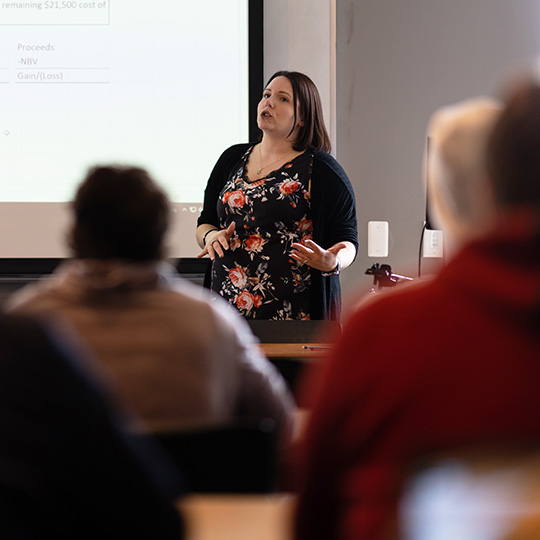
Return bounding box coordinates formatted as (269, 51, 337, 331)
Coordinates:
(198, 143, 358, 321)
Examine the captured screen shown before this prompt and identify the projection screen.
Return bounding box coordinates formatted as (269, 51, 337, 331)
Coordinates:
(0, 0, 259, 263)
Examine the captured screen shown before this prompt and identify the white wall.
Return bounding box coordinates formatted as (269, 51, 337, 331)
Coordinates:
(263, 0, 335, 148)
(265, 0, 540, 305)
(336, 0, 540, 300)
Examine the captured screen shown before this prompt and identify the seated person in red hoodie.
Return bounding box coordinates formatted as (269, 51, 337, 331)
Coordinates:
(294, 82, 540, 540)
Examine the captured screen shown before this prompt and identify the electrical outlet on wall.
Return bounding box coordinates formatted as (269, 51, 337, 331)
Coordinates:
(368, 221, 389, 257)
(423, 229, 444, 258)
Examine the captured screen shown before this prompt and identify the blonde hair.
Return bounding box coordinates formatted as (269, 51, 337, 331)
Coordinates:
(425, 97, 502, 249)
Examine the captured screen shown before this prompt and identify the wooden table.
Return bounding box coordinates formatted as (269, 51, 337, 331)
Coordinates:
(259, 343, 333, 361)
(258, 343, 333, 398)
(177, 494, 295, 540)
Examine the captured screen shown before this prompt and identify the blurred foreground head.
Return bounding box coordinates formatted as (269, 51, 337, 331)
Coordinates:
(426, 97, 502, 253)
(487, 75, 540, 211)
(70, 165, 171, 261)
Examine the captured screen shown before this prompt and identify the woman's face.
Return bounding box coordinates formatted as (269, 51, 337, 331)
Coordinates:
(257, 76, 302, 140)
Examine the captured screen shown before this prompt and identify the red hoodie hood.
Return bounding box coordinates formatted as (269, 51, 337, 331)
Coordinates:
(442, 210, 540, 326)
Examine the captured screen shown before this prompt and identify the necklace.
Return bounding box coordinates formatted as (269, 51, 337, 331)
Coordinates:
(256, 145, 294, 175)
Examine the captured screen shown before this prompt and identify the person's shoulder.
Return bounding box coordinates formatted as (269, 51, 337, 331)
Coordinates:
(167, 283, 262, 361)
(157, 267, 211, 307)
(312, 149, 337, 166)
(6, 280, 58, 315)
(312, 149, 341, 170)
(208, 143, 253, 181)
(344, 277, 440, 333)
(217, 143, 253, 163)
(165, 273, 240, 326)
(311, 150, 351, 185)
(173, 280, 260, 347)
(224, 142, 253, 153)
(5, 261, 77, 315)
(165, 275, 213, 308)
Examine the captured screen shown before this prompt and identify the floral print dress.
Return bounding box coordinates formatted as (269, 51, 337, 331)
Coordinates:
(212, 147, 314, 319)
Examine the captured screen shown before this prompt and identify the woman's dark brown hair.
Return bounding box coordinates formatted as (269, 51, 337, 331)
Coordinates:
(266, 70, 331, 153)
(71, 165, 170, 261)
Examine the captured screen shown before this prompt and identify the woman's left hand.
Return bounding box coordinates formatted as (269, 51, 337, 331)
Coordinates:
(290, 239, 349, 273)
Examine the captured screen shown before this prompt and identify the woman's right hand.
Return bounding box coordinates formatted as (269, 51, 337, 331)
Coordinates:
(197, 222, 236, 261)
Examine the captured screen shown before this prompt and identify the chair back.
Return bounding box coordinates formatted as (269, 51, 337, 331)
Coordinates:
(147, 418, 278, 494)
(247, 319, 341, 343)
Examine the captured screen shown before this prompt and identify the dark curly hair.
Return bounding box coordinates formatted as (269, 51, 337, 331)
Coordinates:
(70, 165, 170, 261)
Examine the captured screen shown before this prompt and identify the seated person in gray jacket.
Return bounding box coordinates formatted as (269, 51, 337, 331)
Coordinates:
(6, 165, 294, 442)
